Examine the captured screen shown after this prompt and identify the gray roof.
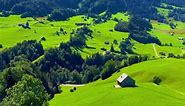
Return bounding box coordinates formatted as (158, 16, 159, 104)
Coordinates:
(117, 73, 128, 83)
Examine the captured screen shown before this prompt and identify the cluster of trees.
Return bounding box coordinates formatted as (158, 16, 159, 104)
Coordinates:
(114, 21, 129, 32)
(0, 0, 162, 20)
(80, 0, 161, 19)
(130, 31, 161, 45)
(69, 26, 93, 47)
(119, 38, 133, 54)
(0, 0, 81, 17)
(168, 8, 185, 22)
(115, 16, 152, 32)
(159, 1, 185, 22)
(101, 55, 148, 79)
(162, 0, 185, 7)
(93, 12, 112, 24)
(48, 8, 76, 21)
(0, 41, 61, 105)
(37, 43, 112, 84)
(79, 0, 127, 14)
(0, 56, 50, 105)
(0, 40, 44, 70)
(166, 53, 185, 59)
(38, 43, 84, 73)
(38, 42, 148, 83)
(115, 16, 161, 45)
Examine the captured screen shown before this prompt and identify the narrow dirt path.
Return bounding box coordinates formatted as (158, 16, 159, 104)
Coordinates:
(153, 44, 160, 58)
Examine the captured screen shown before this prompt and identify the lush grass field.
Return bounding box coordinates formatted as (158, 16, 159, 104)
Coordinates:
(1, 12, 184, 58)
(49, 58, 185, 106)
(133, 20, 185, 57)
(0, 15, 92, 50)
(82, 19, 129, 57)
(0, 13, 130, 58)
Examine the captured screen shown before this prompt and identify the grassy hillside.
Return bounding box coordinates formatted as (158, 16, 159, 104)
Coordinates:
(1, 1, 185, 106)
(0, 13, 130, 57)
(0, 15, 91, 50)
(49, 58, 185, 106)
(1, 12, 185, 58)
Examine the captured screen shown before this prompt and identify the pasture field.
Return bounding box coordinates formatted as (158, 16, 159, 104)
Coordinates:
(0, 15, 91, 50)
(0, 13, 129, 57)
(1, 12, 185, 58)
(49, 58, 185, 106)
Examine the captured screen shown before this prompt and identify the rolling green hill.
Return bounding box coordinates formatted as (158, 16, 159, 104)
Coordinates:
(1, 12, 185, 58)
(1, 2, 185, 105)
(49, 58, 185, 106)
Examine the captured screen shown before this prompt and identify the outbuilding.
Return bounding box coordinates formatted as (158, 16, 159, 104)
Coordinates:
(117, 73, 136, 87)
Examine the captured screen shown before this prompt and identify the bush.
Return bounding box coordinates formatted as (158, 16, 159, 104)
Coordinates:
(183, 39, 185, 45)
(104, 41, 110, 45)
(153, 76, 161, 85)
(41, 37, 46, 41)
(169, 22, 176, 29)
(70, 89, 74, 92)
(119, 39, 133, 54)
(0, 11, 10, 17)
(113, 39, 118, 45)
(110, 44, 115, 52)
(101, 60, 116, 80)
(129, 31, 161, 45)
(114, 21, 129, 32)
(0, 44, 3, 48)
(101, 48, 107, 51)
(168, 53, 175, 58)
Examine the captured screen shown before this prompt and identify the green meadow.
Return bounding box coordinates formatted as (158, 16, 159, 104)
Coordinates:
(0, 13, 130, 57)
(48, 8, 185, 106)
(49, 58, 185, 106)
(0, 15, 93, 50)
(1, 12, 185, 58)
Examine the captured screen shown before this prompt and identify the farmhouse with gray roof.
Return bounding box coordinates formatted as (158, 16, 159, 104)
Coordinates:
(117, 73, 135, 87)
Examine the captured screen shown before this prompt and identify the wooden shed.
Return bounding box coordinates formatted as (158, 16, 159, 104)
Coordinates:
(117, 73, 135, 87)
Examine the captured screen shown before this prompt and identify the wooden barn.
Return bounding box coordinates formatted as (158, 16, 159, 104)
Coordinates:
(117, 73, 135, 87)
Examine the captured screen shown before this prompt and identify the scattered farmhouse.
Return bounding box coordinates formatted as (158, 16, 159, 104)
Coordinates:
(178, 37, 184, 40)
(170, 32, 174, 36)
(117, 73, 136, 87)
(18, 22, 30, 29)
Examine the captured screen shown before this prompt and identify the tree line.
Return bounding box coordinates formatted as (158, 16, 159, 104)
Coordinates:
(114, 16, 161, 45)
(0, 0, 162, 21)
(0, 40, 44, 70)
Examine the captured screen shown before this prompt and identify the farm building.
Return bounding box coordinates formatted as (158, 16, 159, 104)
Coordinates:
(117, 73, 135, 87)
(178, 37, 184, 40)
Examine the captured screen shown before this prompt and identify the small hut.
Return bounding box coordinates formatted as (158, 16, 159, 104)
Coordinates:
(117, 73, 135, 87)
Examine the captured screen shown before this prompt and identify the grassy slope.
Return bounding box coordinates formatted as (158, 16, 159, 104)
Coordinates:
(49, 58, 185, 106)
(0, 13, 129, 57)
(80, 13, 130, 57)
(1, 12, 185, 58)
(0, 15, 93, 50)
(134, 20, 185, 57)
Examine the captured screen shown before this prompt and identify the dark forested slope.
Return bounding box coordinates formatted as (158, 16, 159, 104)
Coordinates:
(0, 0, 161, 18)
